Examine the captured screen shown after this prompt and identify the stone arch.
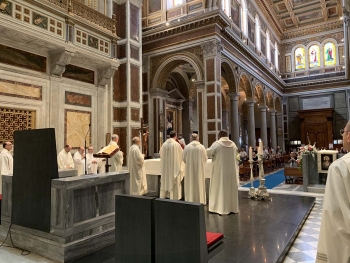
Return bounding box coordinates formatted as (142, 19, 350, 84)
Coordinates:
(254, 83, 265, 106)
(275, 96, 282, 114)
(221, 58, 237, 93)
(238, 72, 253, 99)
(167, 72, 189, 98)
(152, 52, 204, 91)
(265, 90, 274, 110)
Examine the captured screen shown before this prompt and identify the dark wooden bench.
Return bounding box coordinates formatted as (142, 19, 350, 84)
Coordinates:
(284, 167, 303, 184)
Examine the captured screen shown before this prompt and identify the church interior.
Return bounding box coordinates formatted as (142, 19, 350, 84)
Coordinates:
(0, 0, 349, 262)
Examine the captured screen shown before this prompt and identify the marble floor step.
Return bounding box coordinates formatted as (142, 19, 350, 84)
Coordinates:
(307, 184, 325, 194)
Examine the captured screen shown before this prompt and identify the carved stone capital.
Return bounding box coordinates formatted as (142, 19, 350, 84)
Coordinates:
(201, 39, 223, 57)
(343, 7, 350, 25)
(194, 81, 205, 91)
(50, 49, 75, 77)
(282, 96, 288, 104)
(97, 61, 120, 87)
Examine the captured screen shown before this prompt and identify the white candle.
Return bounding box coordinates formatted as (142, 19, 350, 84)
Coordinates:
(259, 141, 263, 155)
(249, 147, 252, 161)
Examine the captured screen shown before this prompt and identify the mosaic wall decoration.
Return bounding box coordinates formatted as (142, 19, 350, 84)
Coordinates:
(75, 28, 110, 55)
(65, 109, 91, 149)
(0, 107, 36, 143)
(62, 64, 95, 84)
(32, 12, 47, 29)
(65, 91, 91, 107)
(0, 79, 42, 100)
(0, 44, 46, 72)
(0, 0, 12, 16)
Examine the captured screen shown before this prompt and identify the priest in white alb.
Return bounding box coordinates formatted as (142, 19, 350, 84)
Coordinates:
(206, 130, 239, 215)
(128, 137, 148, 195)
(160, 131, 184, 200)
(182, 133, 207, 204)
(86, 146, 98, 174)
(73, 146, 86, 176)
(0, 142, 14, 194)
(316, 121, 350, 263)
(109, 134, 123, 172)
(57, 144, 74, 170)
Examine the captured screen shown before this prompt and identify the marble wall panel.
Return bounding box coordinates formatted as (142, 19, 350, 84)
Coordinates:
(113, 127, 127, 165)
(65, 91, 91, 107)
(289, 97, 299, 111)
(130, 45, 139, 61)
(62, 65, 94, 84)
(142, 73, 148, 92)
(149, 0, 161, 14)
(207, 96, 215, 119)
(113, 64, 127, 102)
(114, 2, 126, 39)
(130, 65, 140, 102)
(113, 107, 127, 122)
(0, 44, 46, 73)
(208, 122, 215, 131)
(131, 128, 139, 140)
(117, 44, 126, 59)
(207, 84, 215, 93)
(334, 91, 346, 108)
(206, 59, 214, 82)
(130, 3, 139, 43)
(143, 104, 149, 124)
(339, 46, 344, 64)
(208, 134, 216, 147)
(0, 79, 42, 100)
(131, 108, 140, 122)
(217, 97, 221, 119)
(65, 109, 91, 149)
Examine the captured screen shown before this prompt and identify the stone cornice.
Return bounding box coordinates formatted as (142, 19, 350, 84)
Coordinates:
(142, 10, 229, 43)
(281, 19, 344, 41)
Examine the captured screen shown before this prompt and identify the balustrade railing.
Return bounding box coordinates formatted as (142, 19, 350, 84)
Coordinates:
(34, 0, 116, 35)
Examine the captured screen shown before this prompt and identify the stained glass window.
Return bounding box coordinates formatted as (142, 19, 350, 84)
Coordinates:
(295, 47, 305, 70)
(324, 42, 336, 66)
(309, 45, 320, 68)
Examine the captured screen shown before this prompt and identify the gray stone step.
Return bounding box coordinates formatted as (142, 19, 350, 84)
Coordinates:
(307, 184, 325, 194)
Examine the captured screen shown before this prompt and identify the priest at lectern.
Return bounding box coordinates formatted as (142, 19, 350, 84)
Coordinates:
(108, 134, 123, 172)
(73, 147, 85, 176)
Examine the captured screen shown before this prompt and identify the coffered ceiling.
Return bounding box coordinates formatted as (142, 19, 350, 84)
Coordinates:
(262, 0, 342, 32)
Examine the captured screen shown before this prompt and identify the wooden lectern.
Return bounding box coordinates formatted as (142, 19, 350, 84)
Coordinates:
(93, 144, 120, 172)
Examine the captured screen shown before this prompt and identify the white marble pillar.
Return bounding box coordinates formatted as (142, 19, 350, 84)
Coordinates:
(259, 106, 268, 148)
(270, 110, 277, 150)
(229, 92, 240, 147)
(182, 98, 194, 143)
(246, 100, 256, 148)
(276, 113, 283, 151)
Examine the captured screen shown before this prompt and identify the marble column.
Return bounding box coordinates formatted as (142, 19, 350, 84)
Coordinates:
(276, 113, 283, 151)
(201, 39, 222, 147)
(149, 88, 168, 155)
(177, 103, 183, 135)
(259, 106, 268, 148)
(182, 98, 194, 144)
(229, 92, 240, 147)
(196, 81, 205, 145)
(246, 100, 256, 148)
(270, 110, 277, 150)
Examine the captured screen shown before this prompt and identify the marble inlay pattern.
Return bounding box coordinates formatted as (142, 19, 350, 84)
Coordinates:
(0, 79, 42, 100)
(65, 109, 91, 149)
(65, 91, 91, 107)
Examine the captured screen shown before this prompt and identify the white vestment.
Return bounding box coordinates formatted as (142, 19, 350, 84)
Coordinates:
(316, 153, 350, 263)
(128, 144, 148, 195)
(73, 151, 86, 176)
(206, 137, 239, 215)
(178, 138, 186, 148)
(57, 149, 74, 170)
(182, 141, 207, 204)
(160, 138, 184, 200)
(86, 153, 98, 174)
(0, 149, 14, 194)
(109, 141, 123, 172)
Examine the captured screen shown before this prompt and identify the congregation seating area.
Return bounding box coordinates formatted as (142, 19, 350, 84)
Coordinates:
(239, 157, 285, 181)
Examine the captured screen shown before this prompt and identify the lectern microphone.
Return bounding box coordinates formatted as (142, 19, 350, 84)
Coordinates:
(84, 124, 91, 175)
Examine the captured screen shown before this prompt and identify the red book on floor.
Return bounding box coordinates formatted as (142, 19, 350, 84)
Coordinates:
(0, 194, 2, 201)
(206, 232, 224, 247)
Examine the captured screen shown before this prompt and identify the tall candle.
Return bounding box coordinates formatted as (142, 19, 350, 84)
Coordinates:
(249, 147, 252, 161)
(259, 141, 263, 155)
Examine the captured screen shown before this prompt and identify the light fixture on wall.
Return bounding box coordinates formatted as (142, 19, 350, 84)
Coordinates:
(166, 22, 170, 26)
(191, 78, 196, 82)
(340, 16, 343, 20)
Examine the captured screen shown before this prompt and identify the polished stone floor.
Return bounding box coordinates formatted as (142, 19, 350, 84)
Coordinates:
(0, 189, 317, 263)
